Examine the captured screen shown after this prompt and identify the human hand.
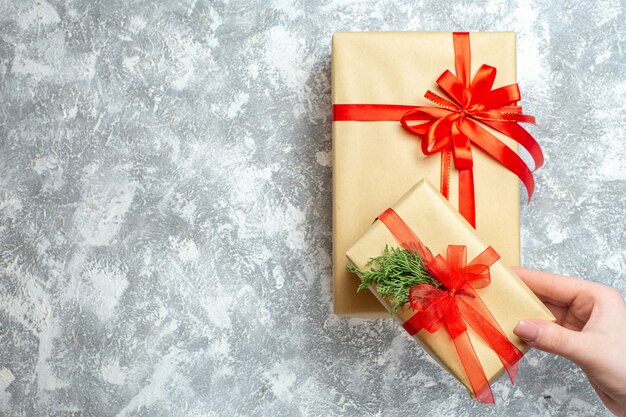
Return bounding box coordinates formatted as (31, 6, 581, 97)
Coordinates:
(512, 267, 626, 417)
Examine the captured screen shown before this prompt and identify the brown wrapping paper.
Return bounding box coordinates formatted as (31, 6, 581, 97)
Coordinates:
(333, 32, 523, 317)
(346, 179, 554, 393)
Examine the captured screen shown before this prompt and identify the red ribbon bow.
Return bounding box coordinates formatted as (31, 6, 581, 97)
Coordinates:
(378, 208, 523, 404)
(333, 32, 543, 227)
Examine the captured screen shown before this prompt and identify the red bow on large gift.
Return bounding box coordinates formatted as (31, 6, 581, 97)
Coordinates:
(333, 32, 543, 227)
(378, 208, 523, 404)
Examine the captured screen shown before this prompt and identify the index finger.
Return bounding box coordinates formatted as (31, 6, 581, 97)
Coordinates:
(513, 267, 590, 307)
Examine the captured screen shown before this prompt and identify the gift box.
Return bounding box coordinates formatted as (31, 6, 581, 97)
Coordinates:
(332, 32, 542, 317)
(346, 179, 554, 401)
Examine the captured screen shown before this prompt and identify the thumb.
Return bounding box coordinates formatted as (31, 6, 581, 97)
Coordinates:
(514, 319, 589, 365)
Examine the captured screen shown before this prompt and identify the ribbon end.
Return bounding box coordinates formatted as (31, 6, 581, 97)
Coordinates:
(525, 187, 533, 204)
(523, 176, 535, 203)
(504, 351, 522, 384)
(507, 360, 520, 384)
(475, 384, 495, 404)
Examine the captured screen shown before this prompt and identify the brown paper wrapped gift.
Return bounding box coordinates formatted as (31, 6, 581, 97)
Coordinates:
(333, 32, 527, 316)
(346, 179, 554, 395)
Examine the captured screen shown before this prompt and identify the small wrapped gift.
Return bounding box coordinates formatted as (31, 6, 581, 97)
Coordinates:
(332, 32, 543, 316)
(346, 179, 554, 402)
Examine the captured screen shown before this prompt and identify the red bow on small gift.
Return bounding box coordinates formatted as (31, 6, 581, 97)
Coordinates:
(333, 32, 543, 228)
(378, 208, 523, 404)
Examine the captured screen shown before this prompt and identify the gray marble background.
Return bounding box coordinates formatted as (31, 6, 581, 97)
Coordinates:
(0, 0, 625, 416)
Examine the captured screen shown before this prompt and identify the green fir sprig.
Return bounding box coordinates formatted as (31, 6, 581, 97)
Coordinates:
(347, 245, 439, 313)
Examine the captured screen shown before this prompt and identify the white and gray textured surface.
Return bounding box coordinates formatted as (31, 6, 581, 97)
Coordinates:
(0, 0, 625, 416)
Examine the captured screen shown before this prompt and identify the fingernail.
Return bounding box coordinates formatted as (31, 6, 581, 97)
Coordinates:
(514, 320, 540, 341)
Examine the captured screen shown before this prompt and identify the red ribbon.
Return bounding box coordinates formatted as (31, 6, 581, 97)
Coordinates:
(378, 208, 523, 403)
(333, 32, 543, 228)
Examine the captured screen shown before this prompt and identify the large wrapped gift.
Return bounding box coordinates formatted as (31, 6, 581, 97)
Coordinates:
(332, 32, 543, 316)
(346, 179, 554, 402)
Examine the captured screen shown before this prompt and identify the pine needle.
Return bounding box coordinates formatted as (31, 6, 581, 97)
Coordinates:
(347, 245, 439, 313)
